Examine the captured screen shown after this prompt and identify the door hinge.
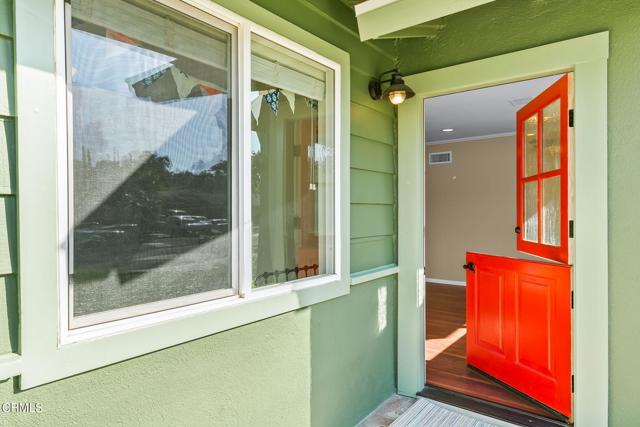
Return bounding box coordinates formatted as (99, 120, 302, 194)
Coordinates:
(569, 109, 575, 127)
(569, 220, 574, 238)
(571, 375, 575, 393)
(571, 291, 574, 309)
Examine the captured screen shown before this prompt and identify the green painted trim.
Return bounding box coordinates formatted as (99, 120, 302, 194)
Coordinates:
(397, 32, 609, 425)
(572, 58, 608, 425)
(396, 89, 425, 397)
(16, 0, 350, 388)
(355, 0, 495, 41)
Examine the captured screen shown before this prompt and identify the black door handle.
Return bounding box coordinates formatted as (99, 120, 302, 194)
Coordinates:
(463, 262, 475, 272)
(515, 226, 521, 234)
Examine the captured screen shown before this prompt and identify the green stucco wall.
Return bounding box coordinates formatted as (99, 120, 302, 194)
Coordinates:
(0, 0, 398, 426)
(394, 1, 640, 425)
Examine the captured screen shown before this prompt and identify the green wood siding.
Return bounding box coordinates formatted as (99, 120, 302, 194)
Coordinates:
(0, 275, 17, 354)
(351, 135, 395, 174)
(0, 38, 14, 117)
(351, 102, 395, 144)
(351, 204, 394, 238)
(0, 118, 15, 195)
(351, 236, 395, 272)
(351, 169, 395, 204)
(0, 0, 12, 38)
(349, 99, 397, 271)
(0, 196, 16, 276)
(0, 0, 16, 359)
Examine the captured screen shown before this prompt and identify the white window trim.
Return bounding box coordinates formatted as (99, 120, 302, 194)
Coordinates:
(61, 0, 342, 339)
(62, 0, 243, 332)
(16, 0, 350, 388)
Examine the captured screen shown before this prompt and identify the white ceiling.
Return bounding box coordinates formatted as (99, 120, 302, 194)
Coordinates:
(424, 74, 563, 144)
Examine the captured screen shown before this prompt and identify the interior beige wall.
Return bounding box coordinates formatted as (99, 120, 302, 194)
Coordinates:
(425, 135, 526, 282)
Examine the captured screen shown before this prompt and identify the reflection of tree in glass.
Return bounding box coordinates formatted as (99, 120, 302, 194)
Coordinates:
(74, 151, 230, 281)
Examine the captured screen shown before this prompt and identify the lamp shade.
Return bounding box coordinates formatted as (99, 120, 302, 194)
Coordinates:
(382, 73, 415, 105)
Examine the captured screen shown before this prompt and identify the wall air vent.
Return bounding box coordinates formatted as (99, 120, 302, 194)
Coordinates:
(429, 151, 453, 165)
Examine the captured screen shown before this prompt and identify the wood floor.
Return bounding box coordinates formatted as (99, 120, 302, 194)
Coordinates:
(425, 282, 559, 419)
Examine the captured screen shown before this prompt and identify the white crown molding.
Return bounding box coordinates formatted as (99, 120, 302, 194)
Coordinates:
(426, 131, 516, 145)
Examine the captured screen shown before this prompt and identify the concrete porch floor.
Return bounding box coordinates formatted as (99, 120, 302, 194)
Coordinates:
(357, 394, 416, 427)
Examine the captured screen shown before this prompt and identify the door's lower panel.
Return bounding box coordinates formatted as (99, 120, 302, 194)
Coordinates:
(466, 252, 572, 417)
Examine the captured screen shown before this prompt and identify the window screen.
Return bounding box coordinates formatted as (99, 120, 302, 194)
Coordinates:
(69, 0, 236, 326)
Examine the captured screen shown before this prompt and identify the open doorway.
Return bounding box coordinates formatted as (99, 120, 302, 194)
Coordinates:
(423, 74, 572, 424)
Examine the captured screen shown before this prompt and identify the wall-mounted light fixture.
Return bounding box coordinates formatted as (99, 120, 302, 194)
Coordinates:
(369, 69, 415, 105)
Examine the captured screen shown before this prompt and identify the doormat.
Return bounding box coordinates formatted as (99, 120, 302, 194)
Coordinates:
(390, 398, 506, 427)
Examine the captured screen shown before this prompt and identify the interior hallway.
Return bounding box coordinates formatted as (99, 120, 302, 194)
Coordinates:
(425, 282, 559, 419)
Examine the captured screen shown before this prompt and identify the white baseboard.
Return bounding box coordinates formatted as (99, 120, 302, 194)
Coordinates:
(425, 277, 466, 286)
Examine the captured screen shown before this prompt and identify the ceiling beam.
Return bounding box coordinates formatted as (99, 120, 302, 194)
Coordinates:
(355, 0, 496, 41)
(375, 23, 443, 39)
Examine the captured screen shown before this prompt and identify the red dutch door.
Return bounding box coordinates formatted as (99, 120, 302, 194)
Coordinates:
(465, 74, 573, 418)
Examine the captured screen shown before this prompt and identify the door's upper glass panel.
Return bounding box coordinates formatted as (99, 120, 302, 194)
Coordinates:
(517, 74, 570, 264)
(542, 176, 561, 246)
(523, 181, 538, 243)
(250, 34, 335, 288)
(542, 99, 561, 173)
(524, 115, 538, 178)
(70, 0, 235, 325)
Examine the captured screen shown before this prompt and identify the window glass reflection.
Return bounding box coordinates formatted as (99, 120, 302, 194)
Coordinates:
(250, 34, 335, 288)
(70, 0, 234, 322)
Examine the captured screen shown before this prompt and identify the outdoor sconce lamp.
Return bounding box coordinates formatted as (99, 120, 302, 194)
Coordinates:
(369, 69, 415, 105)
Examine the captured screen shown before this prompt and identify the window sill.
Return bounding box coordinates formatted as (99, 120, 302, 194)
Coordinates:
(351, 264, 399, 286)
(61, 274, 343, 345)
(21, 274, 348, 388)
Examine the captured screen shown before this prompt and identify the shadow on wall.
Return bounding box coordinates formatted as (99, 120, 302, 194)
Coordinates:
(309, 277, 397, 427)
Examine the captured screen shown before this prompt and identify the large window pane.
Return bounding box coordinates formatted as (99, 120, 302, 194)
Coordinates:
(70, 0, 235, 324)
(250, 34, 335, 288)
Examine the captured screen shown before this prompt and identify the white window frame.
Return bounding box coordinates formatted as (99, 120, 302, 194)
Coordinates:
(64, 0, 241, 331)
(62, 0, 341, 337)
(16, 0, 350, 388)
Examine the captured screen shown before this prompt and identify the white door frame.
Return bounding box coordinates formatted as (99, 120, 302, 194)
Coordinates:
(397, 32, 609, 425)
